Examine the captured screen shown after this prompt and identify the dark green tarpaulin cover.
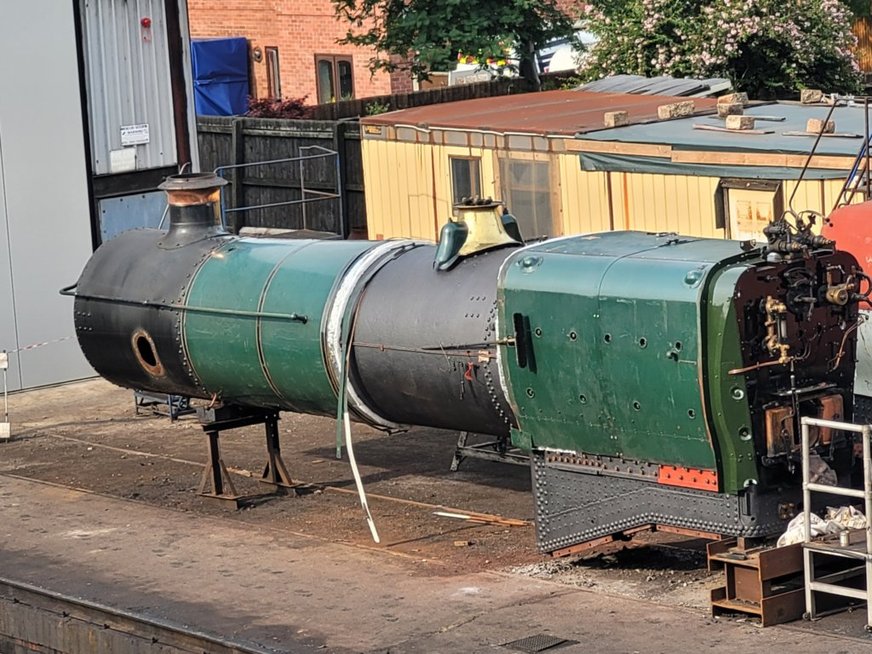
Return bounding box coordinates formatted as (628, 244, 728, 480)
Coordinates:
(578, 103, 866, 180)
(580, 153, 846, 180)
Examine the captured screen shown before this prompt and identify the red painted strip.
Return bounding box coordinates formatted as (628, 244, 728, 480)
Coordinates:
(657, 465, 718, 491)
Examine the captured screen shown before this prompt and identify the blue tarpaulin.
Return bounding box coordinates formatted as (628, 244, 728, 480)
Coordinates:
(191, 37, 249, 116)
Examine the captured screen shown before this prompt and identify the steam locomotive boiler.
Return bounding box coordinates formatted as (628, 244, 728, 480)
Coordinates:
(70, 173, 866, 554)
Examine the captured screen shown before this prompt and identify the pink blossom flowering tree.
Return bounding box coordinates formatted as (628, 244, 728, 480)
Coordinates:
(582, 0, 863, 98)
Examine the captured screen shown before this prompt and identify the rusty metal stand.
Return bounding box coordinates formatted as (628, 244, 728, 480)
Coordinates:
(261, 414, 296, 489)
(196, 405, 295, 505)
(198, 429, 240, 505)
(450, 431, 529, 471)
(708, 539, 805, 626)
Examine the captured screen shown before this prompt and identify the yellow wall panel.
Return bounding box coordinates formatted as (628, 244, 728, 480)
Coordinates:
(362, 138, 439, 241)
(618, 173, 722, 238)
(556, 154, 611, 235)
(779, 179, 858, 235)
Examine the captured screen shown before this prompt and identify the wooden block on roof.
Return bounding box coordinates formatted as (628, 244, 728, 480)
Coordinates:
(657, 100, 695, 120)
(717, 92, 749, 106)
(801, 88, 824, 104)
(725, 115, 756, 130)
(807, 118, 835, 134)
(717, 102, 744, 117)
(603, 110, 629, 128)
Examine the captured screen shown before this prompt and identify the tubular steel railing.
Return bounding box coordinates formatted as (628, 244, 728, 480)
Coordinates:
(214, 145, 344, 237)
(801, 416, 872, 630)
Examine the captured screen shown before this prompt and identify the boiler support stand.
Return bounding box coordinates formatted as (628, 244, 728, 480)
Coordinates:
(196, 406, 295, 506)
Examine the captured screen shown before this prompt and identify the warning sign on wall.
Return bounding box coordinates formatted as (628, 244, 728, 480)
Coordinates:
(120, 123, 150, 147)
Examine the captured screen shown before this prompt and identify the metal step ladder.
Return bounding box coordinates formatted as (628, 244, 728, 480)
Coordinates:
(800, 416, 872, 630)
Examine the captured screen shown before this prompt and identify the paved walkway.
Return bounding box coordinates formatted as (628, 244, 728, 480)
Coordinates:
(0, 474, 869, 653)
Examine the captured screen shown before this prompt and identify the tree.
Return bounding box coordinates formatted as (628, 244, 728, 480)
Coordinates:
(581, 0, 862, 98)
(845, 0, 872, 18)
(331, 0, 578, 90)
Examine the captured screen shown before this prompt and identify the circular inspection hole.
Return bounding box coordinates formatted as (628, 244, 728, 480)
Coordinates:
(639, 337, 648, 348)
(579, 394, 587, 404)
(632, 400, 641, 411)
(674, 341, 682, 351)
(603, 333, 612, 344)
(739, 426, 752, 441)
(526, 387, 536, 398)
(688, 409, 696, 419)
(569, 331, 578, 341)
(534, 327, 543, 337)
(132, 329, 165, 377)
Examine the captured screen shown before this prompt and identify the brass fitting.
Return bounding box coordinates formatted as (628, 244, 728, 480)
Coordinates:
(763, 296, 791, 363)
(825, 282, 854, 306)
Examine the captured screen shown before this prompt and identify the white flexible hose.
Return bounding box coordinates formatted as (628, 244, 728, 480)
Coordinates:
(343, 407, 380, 543)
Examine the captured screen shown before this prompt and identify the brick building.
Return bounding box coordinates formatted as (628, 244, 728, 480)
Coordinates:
(187, 0, 411, 103)
(187, 1, 585, 103)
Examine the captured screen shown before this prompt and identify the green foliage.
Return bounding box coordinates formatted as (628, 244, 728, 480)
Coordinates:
(582, 0, 863, 98)
(845, 0, 872, 17)
(331, 0, 577, 89)
(365, 99, 391, 115)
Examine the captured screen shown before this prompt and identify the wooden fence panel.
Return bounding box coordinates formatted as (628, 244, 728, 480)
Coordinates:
(854, 18, 872, 73)
(197, 117, 364, 234)
(305, 77, 535, 120)
(196, 78, 540, 234)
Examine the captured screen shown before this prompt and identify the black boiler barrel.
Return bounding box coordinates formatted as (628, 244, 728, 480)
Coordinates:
(351, 245, 516, 436)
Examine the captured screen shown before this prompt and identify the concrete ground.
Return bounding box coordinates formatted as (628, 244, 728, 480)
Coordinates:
(1, 379, 871, 653)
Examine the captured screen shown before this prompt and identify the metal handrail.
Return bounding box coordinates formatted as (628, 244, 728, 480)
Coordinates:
(801, 416, 872, 630)
(213, 145, 344, 236)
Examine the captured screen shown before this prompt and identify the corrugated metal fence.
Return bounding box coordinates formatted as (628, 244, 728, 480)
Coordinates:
(197, 118, 364, 235)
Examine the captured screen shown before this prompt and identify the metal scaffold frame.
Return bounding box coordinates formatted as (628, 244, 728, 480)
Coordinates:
(801, 416, 872, 630)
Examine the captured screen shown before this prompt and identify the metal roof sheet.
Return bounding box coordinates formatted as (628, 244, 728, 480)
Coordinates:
(362, 90, 718, 136)
(578, 74, 732, 97)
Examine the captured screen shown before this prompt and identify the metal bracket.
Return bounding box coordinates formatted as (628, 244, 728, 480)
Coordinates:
(450, 431, 528, 471)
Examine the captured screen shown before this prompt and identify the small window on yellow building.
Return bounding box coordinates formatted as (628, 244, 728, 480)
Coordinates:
(500, 159, 554, 239)
(450, 157, 481, 205)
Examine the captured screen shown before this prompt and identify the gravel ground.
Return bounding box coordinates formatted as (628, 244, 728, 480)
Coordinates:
(0, 378, 740, 607)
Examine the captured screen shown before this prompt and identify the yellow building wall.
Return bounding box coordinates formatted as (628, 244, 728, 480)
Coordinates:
(362, 135, 852, 242)
(362, 138, 439, 241)
(557, 153, 612, 234)
(783, 178, 859, 220)
(612, 173, 725, 238)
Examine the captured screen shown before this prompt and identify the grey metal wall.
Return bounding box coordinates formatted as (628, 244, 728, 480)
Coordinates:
(80, 0, 178, 175)
(0, 1, 95, 390)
